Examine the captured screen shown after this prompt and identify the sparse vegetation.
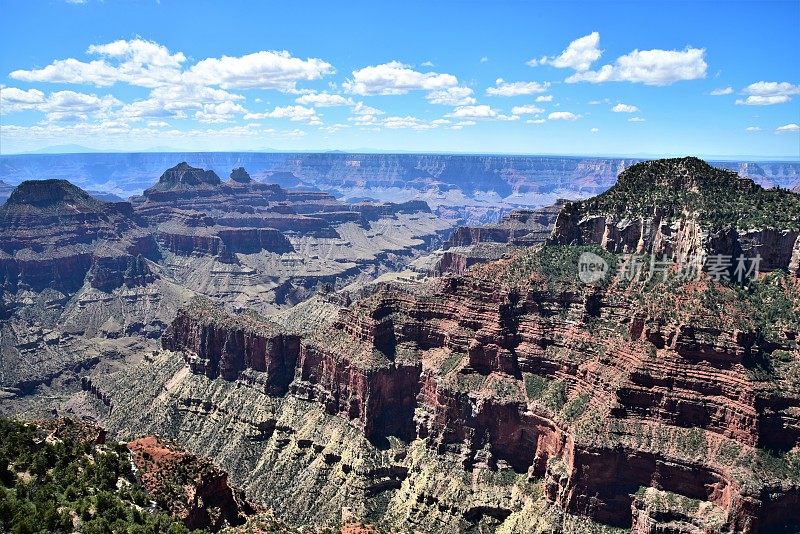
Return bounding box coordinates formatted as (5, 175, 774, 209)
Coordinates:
(0, 418, 206, 534)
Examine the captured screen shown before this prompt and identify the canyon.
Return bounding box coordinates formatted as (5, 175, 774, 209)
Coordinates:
(1, 156, 798, 533)
(1, 152, 798, 226)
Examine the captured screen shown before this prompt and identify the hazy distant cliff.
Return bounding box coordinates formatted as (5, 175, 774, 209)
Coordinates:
(2, 153, 797, 226)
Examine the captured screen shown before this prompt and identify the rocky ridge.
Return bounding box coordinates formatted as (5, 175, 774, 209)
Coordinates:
(128, 435, 258, 530)
(552, 157, 800, 274)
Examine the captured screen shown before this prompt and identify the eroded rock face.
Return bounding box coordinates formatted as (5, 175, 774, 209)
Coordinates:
(128, 436, 257, 530)
(0, 179, 158, 293)
(551, 158, 800, 274)
(158, 258, 799, 533)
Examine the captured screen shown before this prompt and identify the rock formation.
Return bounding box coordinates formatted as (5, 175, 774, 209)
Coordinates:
(0, 179, 158, 294)
(552, 157, 800, 274)
(78, 158, 799, 534)
(128, 436, 258, 530)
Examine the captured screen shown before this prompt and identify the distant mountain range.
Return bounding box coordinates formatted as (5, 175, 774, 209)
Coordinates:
(1, 152, 798, 225)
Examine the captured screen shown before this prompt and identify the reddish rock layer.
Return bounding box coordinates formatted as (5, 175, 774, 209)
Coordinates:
(128, 436, 257, 531)
(164, 260, 800, 532)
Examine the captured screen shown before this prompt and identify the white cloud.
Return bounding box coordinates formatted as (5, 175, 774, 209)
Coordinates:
(527, 118, 546, 124)
(295, 92, 351, 107)
(486, 78, 550, 96)
(709, 87, 733, 96)
(449, 104, 518, 121)
(566, 47, 707, 86)
(189, 50, 333, 91)
(535, 95, 553, 102)
(511, 104, 544, 115)
(480, 57, 489, 64)
(352, 102, 383, 116)
(735, 81, 800, 106)
(1, 87, 46, 112)
(776, 123, 800, 133)
(421, 61, 434, 67)
(588, 98, 610, 105)
(612, 103, 639, 113)
(590, 127, 599, 133)
(194, 101, 248, 123)
(244, 105, 320, 123)
(382, 115, 437, 130)
(10, 39, 333, 95)
(451, 105, 497, 118)
(426, 86, 476, 106)
(11, 39, 186, 88)
(628, 117, 646, 122)
(0, 87, 120, 120)
(737, 95, 791, 105)
(745, 126, 761, 132)
(548, 111, 579, 121)
(451, 120, 476, 130)
(530, 32, 601, 71)
(343, 61, 457, 95)
(147, 120, 170, 128)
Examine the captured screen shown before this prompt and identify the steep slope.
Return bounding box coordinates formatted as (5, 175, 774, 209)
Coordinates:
(87, 158, 800, 533)
(130, 162, 452, 313)
(552, 157, 800, 274)
(0, 417, 258, 532)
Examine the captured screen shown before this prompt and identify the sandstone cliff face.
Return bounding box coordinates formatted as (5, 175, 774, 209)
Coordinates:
(0, 179, 158, 294)
(552, 158, 800, 275)
(153, 254, 799, 533)
(128, 436, 257, 530)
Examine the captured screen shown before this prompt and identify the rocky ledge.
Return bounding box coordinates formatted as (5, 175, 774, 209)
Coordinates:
(0, 179, 158, 293)
(161, 247, 799, 532)
(552, 157, 800, 274)
(128, 435, 258, 530)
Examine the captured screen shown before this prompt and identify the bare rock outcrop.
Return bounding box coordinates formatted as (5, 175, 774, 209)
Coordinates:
(128, 436, 258, 530)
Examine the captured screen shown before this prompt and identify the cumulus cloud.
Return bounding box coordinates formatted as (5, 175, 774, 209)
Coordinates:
(590, 127, 599, 133)
(745, 126, 761, 132)
(530, 32, 602, 71)
(486, 78, 550, 96)
(343, 61, 457, 95)
(511, 104, 544, 115)
(382, 115, 437, 130)
(566, 47, 707, 86)
(449, 104, 518, 121)
(628, 117, 646, 122)
(735, 81, 800, 105)
(352, 102, 384, 116)
(11, 39, 186, 88)
(189, 50, 333, 91)
(194, 101, 248, 123)
(1, 87, 46, 112)
(548, 111, 579, 121)
(535, 95, 553, 102)
(244, 105, 320, 124)
(294, 92, 352, 107)
(10, 39, 333, 94)
(451, 105, 498, 118)
(421, 61, 434, 67)
(710, 87, 733, 96)
(612, 103, 639, 113)
(776, 123, 800, 133)
(1, 87, 120, 121)
(426, 86, 476, 106)
(527, 118, 546, 124)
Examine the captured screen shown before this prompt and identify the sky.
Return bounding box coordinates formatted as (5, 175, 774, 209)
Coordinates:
(0, 0, 798, 158)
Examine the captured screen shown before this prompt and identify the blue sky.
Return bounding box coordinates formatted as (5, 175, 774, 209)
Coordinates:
(0, 0, 798, 158)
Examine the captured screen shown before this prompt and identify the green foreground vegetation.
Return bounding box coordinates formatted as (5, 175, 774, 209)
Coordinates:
(0, 419, 206, 534)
